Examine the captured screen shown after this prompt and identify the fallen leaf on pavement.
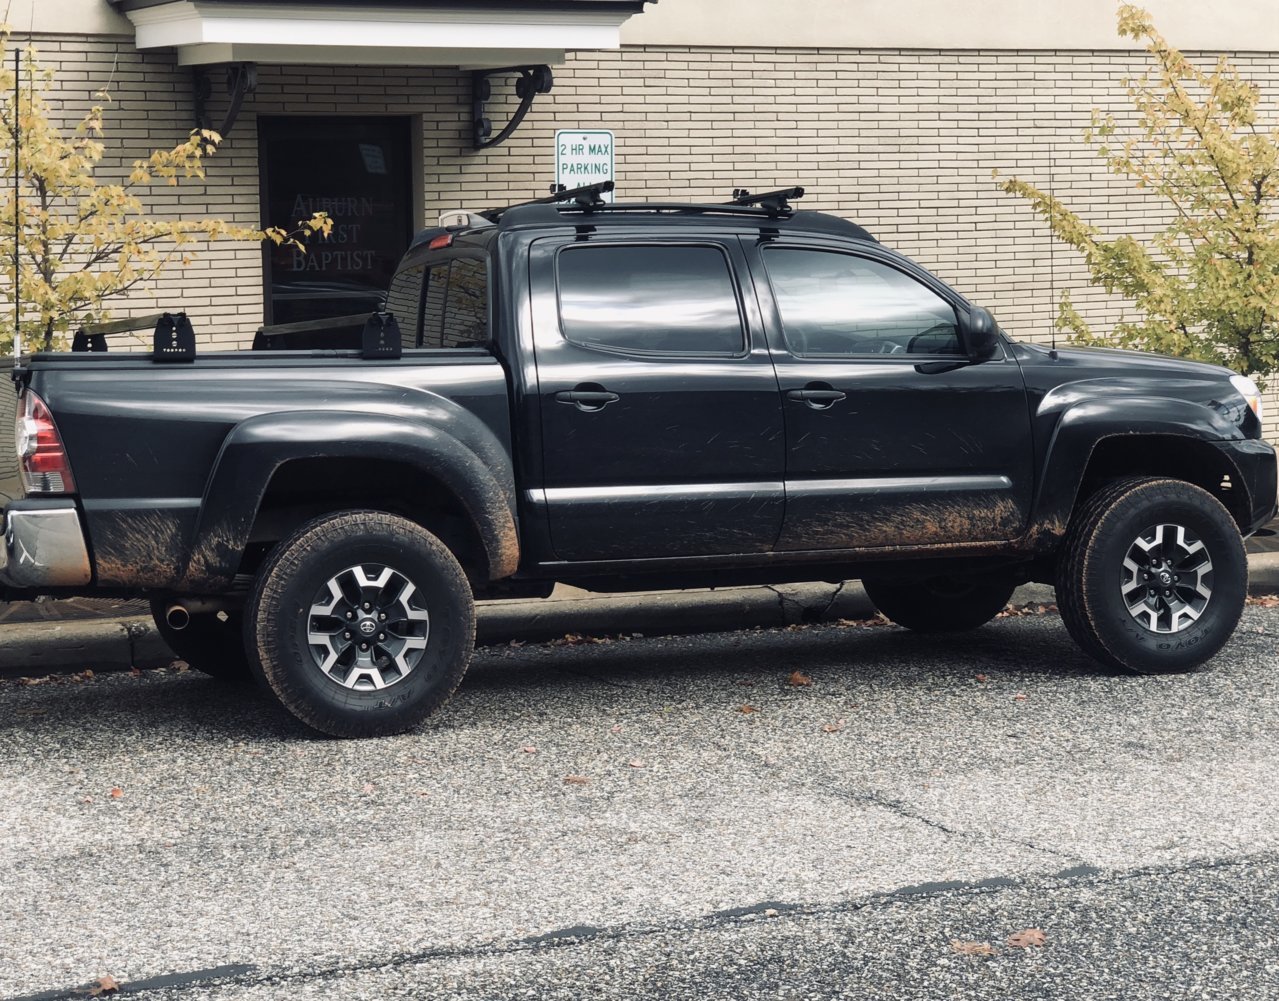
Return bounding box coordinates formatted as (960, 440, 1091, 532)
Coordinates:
(89, 975, 120, 996)
(522, 746, 538, 754)
(108, 787, 123, 799)
(822, 721, 845, 733)
(563, 774, 590, 785)
(951, 940, 997, 957)
(737, 704, 759, 714)
(1007, 928, 1046, 948)
(627, 759, 645, 768)
(788, 671, 813, 687)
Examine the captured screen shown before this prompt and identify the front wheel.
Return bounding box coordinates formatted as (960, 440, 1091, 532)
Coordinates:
(1057, 477, 1246, 674)
(862, 575, 1016, 633)
(245, 511, 476, 738)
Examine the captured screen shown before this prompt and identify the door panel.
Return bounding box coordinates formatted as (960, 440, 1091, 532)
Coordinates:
(747, 240, 1033, 552)
(530, 239, 785, 561)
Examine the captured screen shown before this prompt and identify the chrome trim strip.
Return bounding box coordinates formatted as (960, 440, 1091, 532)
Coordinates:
(2, 503, 92, 588)
(786, 475, 1013, 496)
(543, 481, 782, 503)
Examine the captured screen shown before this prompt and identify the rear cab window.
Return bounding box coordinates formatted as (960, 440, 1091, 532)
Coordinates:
(383, 249, 491, 350)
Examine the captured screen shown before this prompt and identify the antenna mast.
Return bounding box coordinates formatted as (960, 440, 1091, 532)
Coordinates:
(12, 46, 19, 360)
(1048, 142, 1057, 358)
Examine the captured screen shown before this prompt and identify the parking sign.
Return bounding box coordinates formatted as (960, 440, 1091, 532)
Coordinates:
(555, 129, 615, 202)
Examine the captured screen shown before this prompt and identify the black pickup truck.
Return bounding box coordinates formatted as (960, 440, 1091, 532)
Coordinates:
(2, 185, 1274, 737)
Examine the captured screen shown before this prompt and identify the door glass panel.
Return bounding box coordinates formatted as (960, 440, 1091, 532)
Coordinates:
(557, 245, 745, 356)
(764, 248, 961, 357)
(260, 115, 413, 326)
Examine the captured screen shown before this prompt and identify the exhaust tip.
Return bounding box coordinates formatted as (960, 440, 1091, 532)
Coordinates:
(165, 604, 191, 631)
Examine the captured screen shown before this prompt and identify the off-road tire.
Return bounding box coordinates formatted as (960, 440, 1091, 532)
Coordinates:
(245, 510, 476, 738)
(862, 575, 1016, 633)
(149, 601, 252, 682)
(1057, 477, 1246, 674)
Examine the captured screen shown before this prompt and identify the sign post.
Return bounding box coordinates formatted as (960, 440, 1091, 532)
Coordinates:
(555, 129, 615, 202)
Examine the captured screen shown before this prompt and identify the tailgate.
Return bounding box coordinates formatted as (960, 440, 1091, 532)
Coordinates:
(0, 359, 19, 511)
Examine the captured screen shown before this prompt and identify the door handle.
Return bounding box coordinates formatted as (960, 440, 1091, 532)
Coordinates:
(785, 385, 846, 410)
(554, 388, 620, 412)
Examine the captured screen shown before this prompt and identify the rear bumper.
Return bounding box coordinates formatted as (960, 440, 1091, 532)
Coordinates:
(0, 500, 92, 588)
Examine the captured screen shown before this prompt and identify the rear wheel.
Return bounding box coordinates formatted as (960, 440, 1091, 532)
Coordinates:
(149, 601, 252, 682)
(1057, 477, 1246, 674)
(245, 510, 475, 738)
(862, 575, 1016, 633)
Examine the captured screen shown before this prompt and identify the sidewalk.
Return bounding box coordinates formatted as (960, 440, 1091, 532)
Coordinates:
(2, 549, 1277, 678)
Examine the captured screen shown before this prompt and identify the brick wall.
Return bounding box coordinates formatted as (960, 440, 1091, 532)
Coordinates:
(25, 34, 1279, 439)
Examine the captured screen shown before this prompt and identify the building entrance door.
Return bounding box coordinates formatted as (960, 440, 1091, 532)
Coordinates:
(259, 116, 414, 325)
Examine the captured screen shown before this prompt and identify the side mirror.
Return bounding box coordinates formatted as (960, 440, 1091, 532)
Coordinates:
(960, 306, 1000, 361)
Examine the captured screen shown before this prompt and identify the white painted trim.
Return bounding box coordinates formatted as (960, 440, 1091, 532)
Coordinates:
(620, 0, 1279, 51)
(176, 43, 566, 67)
(127, 1, 631, 64)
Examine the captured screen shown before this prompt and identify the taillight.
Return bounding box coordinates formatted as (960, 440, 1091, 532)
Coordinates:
(16, 390, 77, 495)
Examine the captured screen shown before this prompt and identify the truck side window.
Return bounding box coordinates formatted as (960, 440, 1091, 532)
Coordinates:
(383, 263, 425, 348)
(557, 245, 745, 356)
(764, 248, 962, 357)
(422, 258, 489, 349)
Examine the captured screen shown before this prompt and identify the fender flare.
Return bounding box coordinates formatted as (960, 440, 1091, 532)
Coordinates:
(182, 411, 519, 588)
(1021, 396, 1248, 551)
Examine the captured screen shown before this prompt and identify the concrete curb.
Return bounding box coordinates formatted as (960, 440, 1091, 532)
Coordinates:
(1, 557, 1277, 678)
(0, 618, 173, 675)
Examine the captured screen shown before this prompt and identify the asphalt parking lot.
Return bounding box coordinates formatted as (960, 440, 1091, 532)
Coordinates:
(4, 604, 1279, 1000)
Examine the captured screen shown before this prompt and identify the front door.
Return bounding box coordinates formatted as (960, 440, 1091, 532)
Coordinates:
(259, 115, 414, 325)
(530, 237, 786, 562)
(745, 239, 1034, 551)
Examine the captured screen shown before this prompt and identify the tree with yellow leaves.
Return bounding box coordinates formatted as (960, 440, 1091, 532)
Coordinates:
(0, 28, 332, 353)
(996, 4, 1279, 380)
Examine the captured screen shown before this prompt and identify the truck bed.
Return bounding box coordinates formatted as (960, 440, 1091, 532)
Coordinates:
(16, 348, 515, 593)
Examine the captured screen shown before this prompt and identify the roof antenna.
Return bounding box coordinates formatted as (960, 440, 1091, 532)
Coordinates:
(1048, 142, 1058, 360)
(12, 45, 20, 364)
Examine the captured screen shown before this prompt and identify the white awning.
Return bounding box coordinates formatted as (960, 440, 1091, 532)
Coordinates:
(117, 1, 648, 67)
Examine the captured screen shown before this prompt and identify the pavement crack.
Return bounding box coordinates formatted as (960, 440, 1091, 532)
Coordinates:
(813, 581, 846, 623)
(18, 851, 1278, 1000)
(823, 783, 1084, 863)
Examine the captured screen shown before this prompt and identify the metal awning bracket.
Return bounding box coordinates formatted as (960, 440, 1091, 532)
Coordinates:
(472, 65, 553, 151)
(193, 61, 258, 145)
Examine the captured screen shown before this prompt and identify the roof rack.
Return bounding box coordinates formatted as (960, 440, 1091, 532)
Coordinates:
(483, 181, 614, 222)
(728, 186, 805, 217)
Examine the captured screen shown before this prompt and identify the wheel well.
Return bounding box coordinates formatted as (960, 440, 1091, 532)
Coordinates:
(245, 457, 489, 582)
(1076, 435, 1251, 531)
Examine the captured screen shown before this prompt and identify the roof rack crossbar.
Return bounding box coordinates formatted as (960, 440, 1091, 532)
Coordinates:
(483, 180, 614, 221)
(555, 201, 787, 219)
(727, 187, 806, 217)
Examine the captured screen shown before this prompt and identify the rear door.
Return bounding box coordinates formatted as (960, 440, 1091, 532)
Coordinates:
(746, 238, 1034, 551)
(529, 235, 785, 561)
